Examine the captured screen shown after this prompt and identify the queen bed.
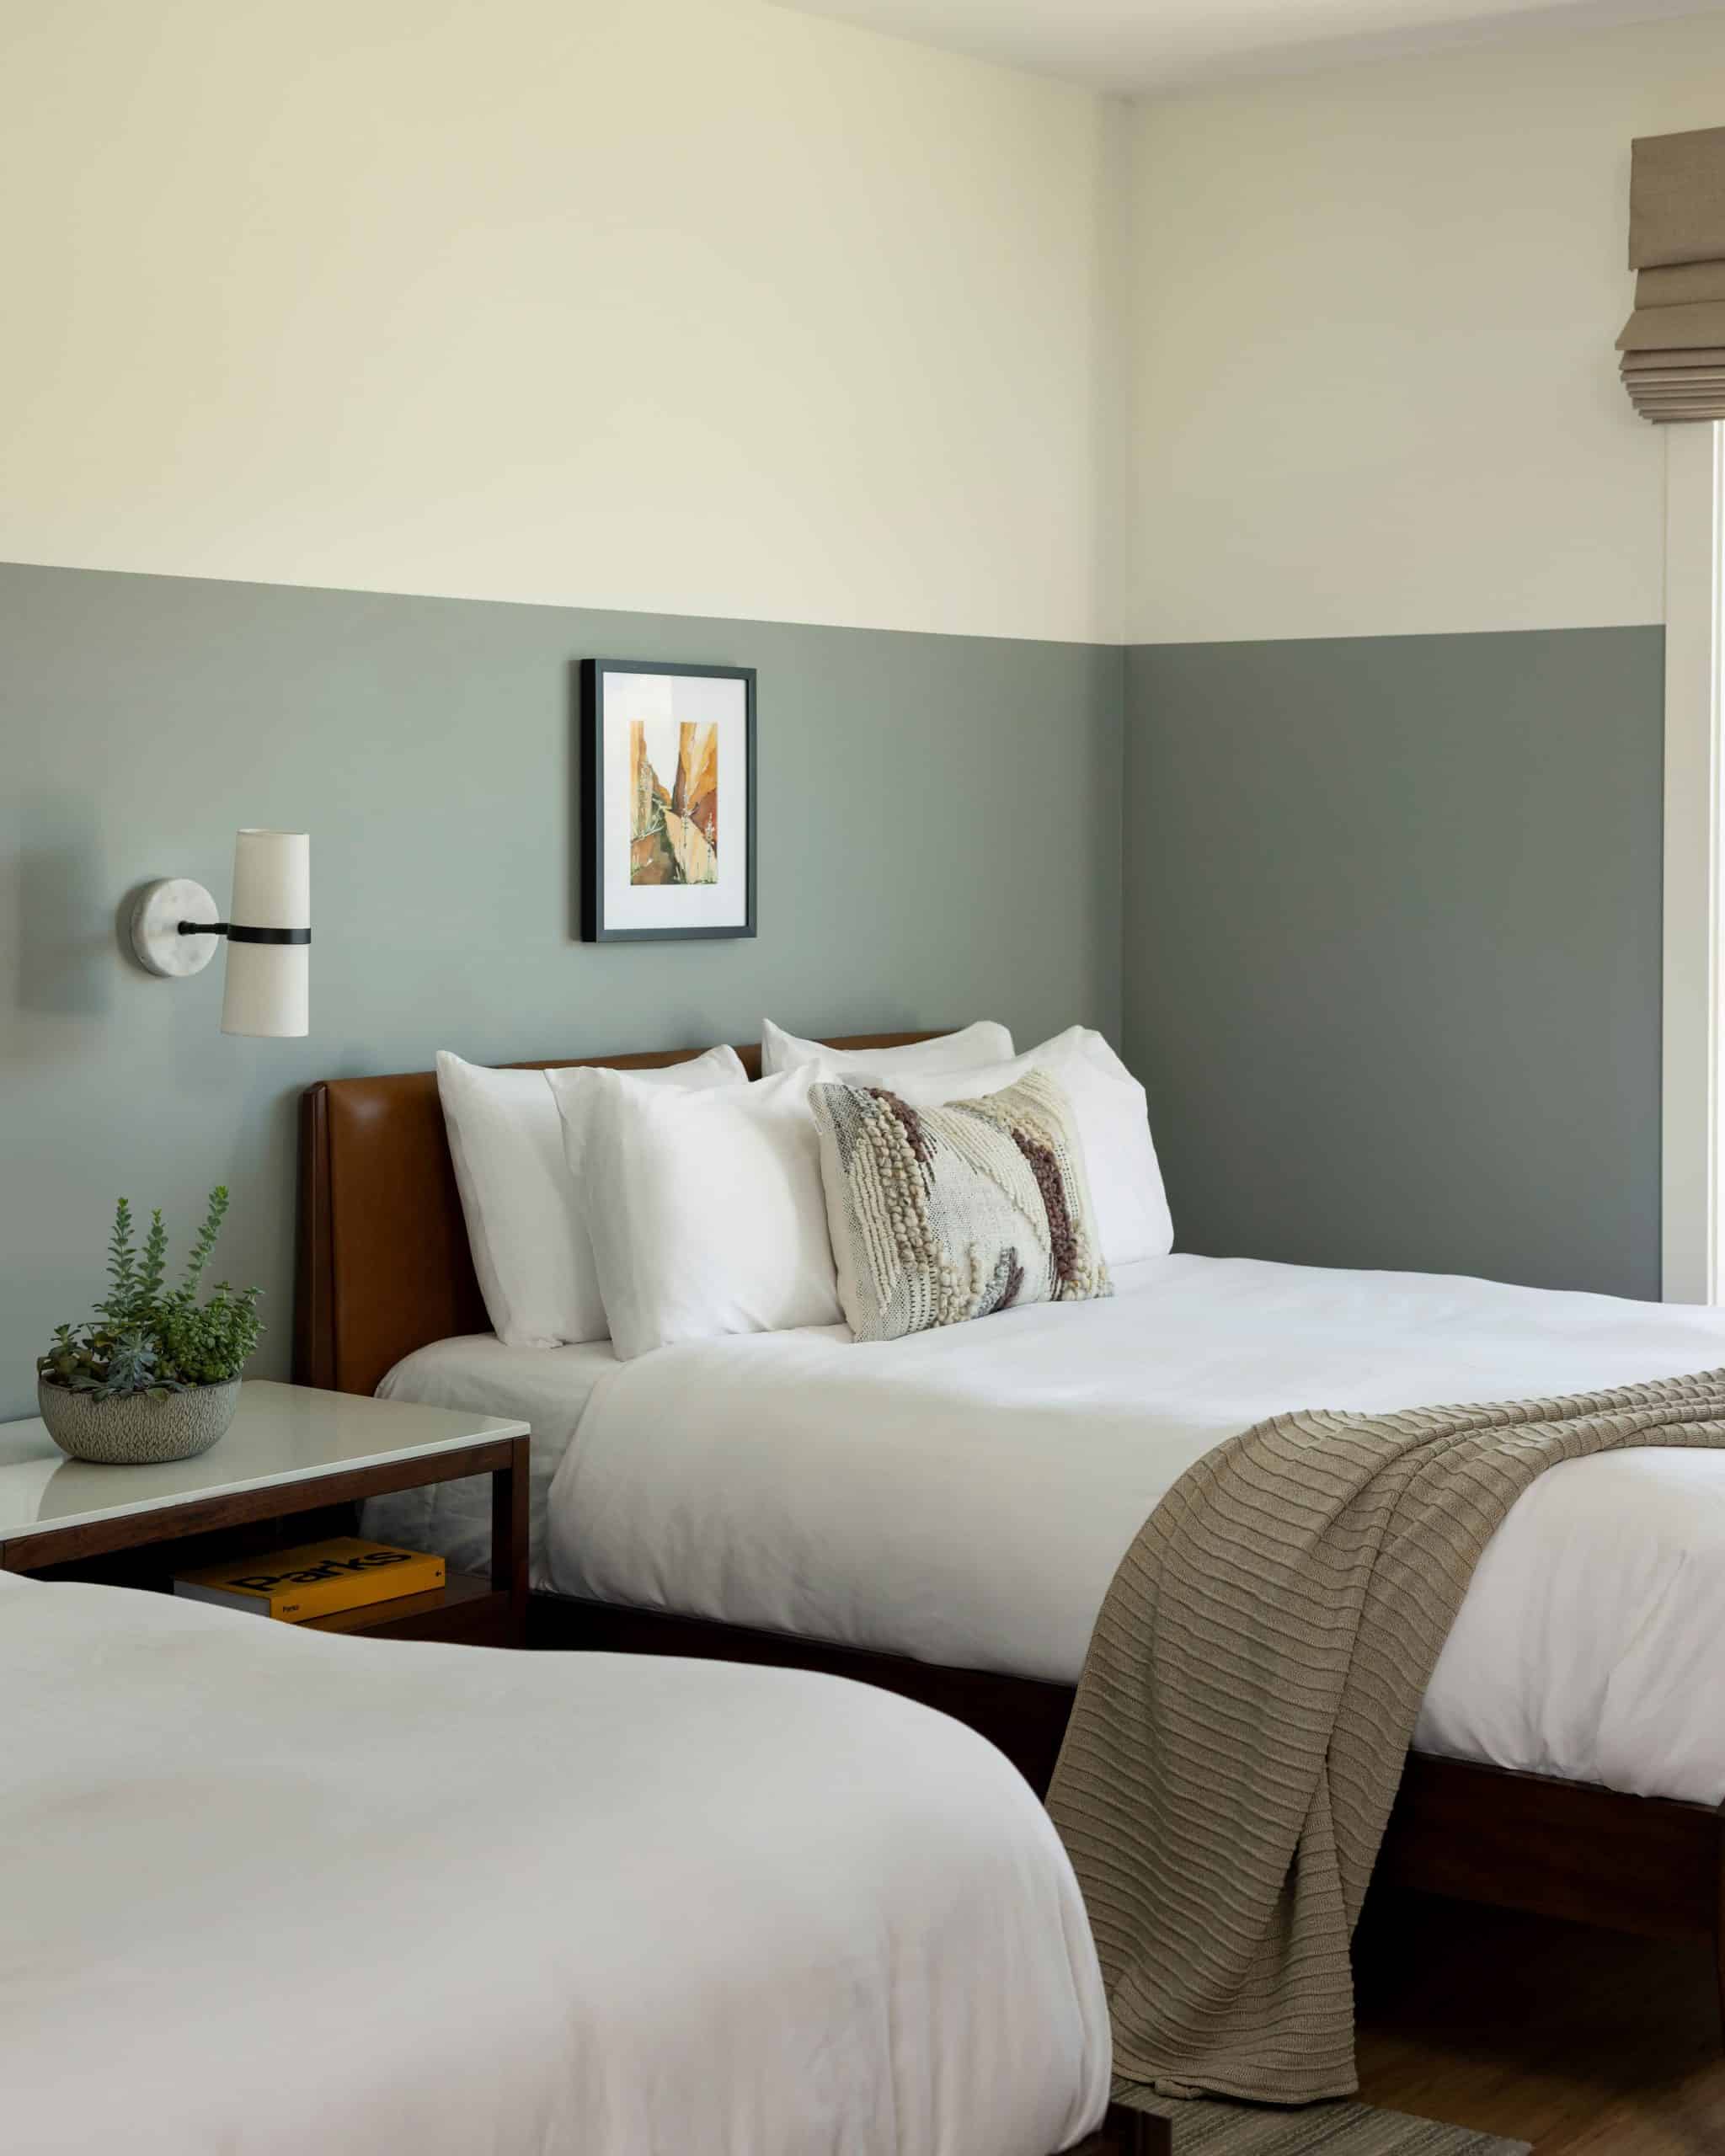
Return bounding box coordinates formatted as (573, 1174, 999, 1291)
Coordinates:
(297, 1034, 1725, 2031)
(0, 1559, 1119, 2154)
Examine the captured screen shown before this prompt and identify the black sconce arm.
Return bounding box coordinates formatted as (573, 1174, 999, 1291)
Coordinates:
(177, 921, 312, 946)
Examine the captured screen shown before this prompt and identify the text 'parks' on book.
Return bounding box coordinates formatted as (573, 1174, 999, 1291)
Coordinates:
(173, 1537, 445, 1622)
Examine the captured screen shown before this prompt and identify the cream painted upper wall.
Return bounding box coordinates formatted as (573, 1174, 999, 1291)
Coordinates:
(1125, 11, 1725, 645)
(0, 0, 1120, 643)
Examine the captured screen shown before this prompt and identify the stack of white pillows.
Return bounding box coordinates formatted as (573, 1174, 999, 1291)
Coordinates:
(435, 1020, 1172, 1364)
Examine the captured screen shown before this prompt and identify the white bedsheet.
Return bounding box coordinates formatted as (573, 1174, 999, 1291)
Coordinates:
(0, 1567, 1108, 2156)
(547, 1256, 1725, 1805)
(365, 1333, 618, 1582)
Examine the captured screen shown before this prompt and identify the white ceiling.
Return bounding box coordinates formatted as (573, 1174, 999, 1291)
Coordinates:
(771, 0, 1712, 92)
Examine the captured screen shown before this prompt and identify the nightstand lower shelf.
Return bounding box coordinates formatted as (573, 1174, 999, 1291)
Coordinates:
(302, 1569, 511, 1645)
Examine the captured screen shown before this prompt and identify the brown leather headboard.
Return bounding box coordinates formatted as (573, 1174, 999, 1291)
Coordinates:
(294, 1034, 943, 1398)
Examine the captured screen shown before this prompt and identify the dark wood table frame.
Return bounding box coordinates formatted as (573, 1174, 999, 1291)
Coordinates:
(1, 1433, 531, 1648)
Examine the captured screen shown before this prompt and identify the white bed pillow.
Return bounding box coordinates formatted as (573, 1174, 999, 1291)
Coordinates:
(436, 1045, 746, 1349)
(881, 1028, 1173, 1268)
(760, 1017, 1014, 1080)
(553, 1064, 842, 1360)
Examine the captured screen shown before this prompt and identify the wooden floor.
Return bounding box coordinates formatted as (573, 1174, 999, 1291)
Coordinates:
(1354, 1891, 1724, 2153)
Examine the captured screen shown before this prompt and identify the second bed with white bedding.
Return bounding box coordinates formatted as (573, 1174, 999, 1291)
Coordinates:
(2, 1566, 1108, 2155)
(378, 1255, 1725, 1806)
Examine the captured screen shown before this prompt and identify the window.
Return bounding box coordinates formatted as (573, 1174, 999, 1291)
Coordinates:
(1663, 422, 1725, 1302)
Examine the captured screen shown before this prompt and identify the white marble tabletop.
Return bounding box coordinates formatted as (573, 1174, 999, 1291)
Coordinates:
(0, 1380, 527, 1545)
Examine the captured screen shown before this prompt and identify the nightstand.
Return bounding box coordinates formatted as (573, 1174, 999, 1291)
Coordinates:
(0, 1380, 530, 1646)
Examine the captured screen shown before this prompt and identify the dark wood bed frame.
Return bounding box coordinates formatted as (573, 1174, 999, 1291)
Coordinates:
(296, 1033, 1725, 2053)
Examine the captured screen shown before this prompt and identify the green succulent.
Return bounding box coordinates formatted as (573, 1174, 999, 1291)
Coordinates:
(39, 1188, 264, 1401)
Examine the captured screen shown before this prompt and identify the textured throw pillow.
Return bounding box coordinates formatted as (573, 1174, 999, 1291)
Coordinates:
(809, 1067, 1110, 1343)
(884, 1027, 1173, 1269)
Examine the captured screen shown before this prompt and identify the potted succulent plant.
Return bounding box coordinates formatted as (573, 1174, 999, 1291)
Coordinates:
(36, 1188, 264, 1465)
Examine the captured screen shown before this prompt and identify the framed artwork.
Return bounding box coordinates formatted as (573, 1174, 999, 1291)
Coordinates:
(579, 659, 756, 942)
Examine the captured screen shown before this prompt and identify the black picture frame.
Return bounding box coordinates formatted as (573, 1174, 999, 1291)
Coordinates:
(579, 658, 757, 943)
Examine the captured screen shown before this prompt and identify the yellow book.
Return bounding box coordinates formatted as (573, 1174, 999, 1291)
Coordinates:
(173, 1536, 446, 1622)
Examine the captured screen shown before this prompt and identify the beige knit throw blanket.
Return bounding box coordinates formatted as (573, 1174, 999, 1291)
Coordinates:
(1044, 1368, 1725, 2109)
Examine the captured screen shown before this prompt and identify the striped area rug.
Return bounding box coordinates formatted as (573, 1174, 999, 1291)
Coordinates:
(1116, 2087, 1530, 2154)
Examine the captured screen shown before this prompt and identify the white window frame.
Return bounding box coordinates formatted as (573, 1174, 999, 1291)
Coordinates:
(1662, 419, 1725, 1303)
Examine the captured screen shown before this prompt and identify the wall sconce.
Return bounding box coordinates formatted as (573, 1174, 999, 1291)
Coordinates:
(128, 830, 310, 1038)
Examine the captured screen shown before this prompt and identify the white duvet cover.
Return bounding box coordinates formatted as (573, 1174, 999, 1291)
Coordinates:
(365, 1332, 618, 1582)
(0, 1567, 1108, 2156)
(547, 1256, 1725, 1805)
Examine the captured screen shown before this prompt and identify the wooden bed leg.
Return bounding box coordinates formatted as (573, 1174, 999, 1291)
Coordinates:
(1064, 2101, 1171, 2156)
(1716, 1808, 1725, 2053)
(1114, 2104, 1170, 2156)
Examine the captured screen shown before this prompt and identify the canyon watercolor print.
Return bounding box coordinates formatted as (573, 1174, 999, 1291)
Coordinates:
(630, 719, 718, 885)
(580, 659, 756, 942)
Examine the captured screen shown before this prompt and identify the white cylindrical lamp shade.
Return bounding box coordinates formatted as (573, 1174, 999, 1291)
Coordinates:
(221, 830, 310, 1038)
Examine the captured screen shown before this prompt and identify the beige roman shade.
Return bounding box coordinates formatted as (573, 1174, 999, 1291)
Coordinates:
(1620, 125, 1725, 422)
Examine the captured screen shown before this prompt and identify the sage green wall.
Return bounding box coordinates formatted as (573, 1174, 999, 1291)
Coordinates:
(1, 572, 1674, 1422)
(1122, 627, 1665, 1301)
(0, 563, 1124, 1421)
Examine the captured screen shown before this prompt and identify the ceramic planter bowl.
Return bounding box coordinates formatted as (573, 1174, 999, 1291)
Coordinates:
(37, 1377, 242, 1465)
